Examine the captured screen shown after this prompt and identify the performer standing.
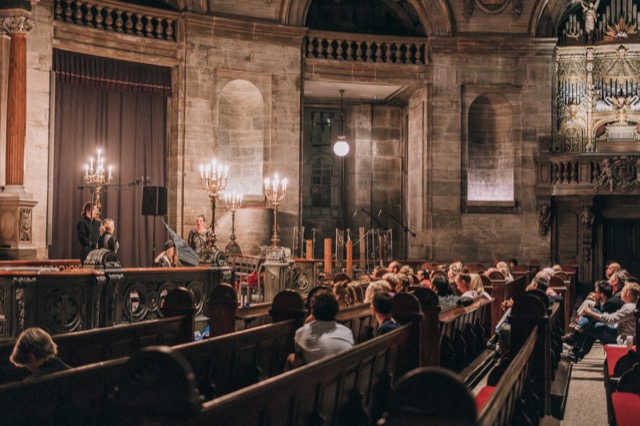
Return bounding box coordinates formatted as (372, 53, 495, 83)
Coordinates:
(76, 202, 100, 265)
(187, 214, 209, 258)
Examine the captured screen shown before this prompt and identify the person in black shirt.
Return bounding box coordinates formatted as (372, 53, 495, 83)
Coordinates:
(371, 292, 400, 336)
(10, 327, 71, 380)
(76, 202, 100, 265)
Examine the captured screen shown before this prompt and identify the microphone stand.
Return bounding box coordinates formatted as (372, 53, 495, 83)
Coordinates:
(359, 208, 387, 268)
(384, 211, 416, 264)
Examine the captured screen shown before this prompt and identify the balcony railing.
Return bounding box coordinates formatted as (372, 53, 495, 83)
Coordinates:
(54, 0, 178, 42)
(306, 30, 427, 65)
(537, 153, 640, 195)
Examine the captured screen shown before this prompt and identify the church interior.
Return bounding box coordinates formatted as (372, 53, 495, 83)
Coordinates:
(1, 0, 640, 424)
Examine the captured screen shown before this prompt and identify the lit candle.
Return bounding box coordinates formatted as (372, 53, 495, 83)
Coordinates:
(90, 157, 94, 173)
(282, 178, 288, 192)
(97, 149, 102, 164)
(108, 165, 112, 180)
(199, 164, 204, 179)
(205, 164, 211, 179)
(85, 165, 89, 177)
(264, 178, 270, 191)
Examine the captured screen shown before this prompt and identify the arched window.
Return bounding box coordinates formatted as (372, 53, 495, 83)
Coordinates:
(467, 94, 514, 202)
(218, 80, 264, 195)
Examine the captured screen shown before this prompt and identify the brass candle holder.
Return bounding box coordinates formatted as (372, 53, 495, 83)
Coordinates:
(224, 191, 243, 255)
(264, 173, 287, 247)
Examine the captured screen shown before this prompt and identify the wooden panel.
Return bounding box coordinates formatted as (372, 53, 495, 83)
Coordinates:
(604, 220, 640, 278)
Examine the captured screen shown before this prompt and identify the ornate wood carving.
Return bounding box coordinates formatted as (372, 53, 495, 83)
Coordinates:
(593, 156, 640, 192)
(538, 200, 552, 237)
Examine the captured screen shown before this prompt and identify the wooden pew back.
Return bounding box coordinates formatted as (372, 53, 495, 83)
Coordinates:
(0, 288, 195, 385)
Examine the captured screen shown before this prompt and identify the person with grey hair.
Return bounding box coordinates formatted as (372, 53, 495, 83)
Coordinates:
(10, 327, 70, 380)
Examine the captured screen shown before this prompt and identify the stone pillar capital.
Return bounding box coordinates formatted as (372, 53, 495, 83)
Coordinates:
(0, 16, 34, 35)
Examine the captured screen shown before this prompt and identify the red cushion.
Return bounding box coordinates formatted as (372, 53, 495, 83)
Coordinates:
(605, 345, 636, 376)
(475, 385, 496, 411)
(612, 392, 640, 426)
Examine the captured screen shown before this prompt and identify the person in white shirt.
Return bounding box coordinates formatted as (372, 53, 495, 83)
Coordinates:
(286, 292, 355, 369)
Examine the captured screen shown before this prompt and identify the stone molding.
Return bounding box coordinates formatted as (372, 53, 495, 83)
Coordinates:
(0, 16, 34, 35)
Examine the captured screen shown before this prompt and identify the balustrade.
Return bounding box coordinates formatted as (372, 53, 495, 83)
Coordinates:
(306, 30, 427, 65)
(54, 0, 178, 41)
(538, 153, 640, 195)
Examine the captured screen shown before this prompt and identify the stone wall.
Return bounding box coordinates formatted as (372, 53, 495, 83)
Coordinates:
(426, 37, 556, 264)
(17, 1, 562, 266)
(25, 0, 54, 255)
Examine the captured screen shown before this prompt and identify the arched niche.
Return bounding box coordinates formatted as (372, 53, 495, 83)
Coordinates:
(218, 80, 264, 196)
(282, 0, 453, 36)
(467, 94, 514, 202)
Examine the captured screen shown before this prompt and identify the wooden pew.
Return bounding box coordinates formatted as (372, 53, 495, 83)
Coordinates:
(602, 296, 640, 424)
(509, 290, 568, 418)
(487, 275, 527, 334)
(0, 287, 196, 385)
(0, 286, 378, 424)
(409, 287, 493, 372)
(380, 326, 540, 425)
(107, 292, 425, 425)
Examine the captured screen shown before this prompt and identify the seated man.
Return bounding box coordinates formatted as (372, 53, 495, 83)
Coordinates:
(371, 292, 400, 336)
(567, 282, 640, 362)
(10, 327, 71, 380)
(562, 280, 615, 346)
(286, 292, 355, 369)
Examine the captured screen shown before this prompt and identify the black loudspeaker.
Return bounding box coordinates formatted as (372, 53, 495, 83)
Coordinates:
(142, 186, 168, 216)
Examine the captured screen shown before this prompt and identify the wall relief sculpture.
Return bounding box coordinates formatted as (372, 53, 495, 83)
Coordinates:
(538, 200, 552, 236)
(580, 205, 595, 262)
(593, 156, 640, 192)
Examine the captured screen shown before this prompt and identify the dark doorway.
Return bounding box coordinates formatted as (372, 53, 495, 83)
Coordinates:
(604, 220, 640, 278)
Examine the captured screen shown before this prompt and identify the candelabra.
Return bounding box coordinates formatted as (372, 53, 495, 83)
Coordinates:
(224, 191, 243, 255)
(264, 173, 287, 247)
(199, 159, 228, 250)
(83, 148, 113, 217)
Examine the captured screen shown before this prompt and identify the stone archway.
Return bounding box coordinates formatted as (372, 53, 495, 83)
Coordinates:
(280, 0, 454, 36)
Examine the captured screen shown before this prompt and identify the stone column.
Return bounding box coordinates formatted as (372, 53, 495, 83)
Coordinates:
(4, 16, 32, 186)
(0, 4, 36, 260)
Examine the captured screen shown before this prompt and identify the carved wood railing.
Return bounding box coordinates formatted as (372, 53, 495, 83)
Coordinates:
(54, 0, 179, 41)
(306, 30, 427, 65)
(537, 153, 640, 195)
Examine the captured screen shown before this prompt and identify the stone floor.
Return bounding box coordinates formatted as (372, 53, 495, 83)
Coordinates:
(560, 342, 608, 425)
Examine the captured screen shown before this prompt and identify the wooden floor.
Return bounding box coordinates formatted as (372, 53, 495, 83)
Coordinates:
(559, 342, 608, 425)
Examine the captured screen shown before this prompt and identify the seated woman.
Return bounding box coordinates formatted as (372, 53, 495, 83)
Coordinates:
(567, 282, 640, 362)
(155, 239, 179, 267)
(470, 273, 491, 300)
(431, 275, 459, 309)
(98, 217, 119, 253)
(10, 327, 71, 380)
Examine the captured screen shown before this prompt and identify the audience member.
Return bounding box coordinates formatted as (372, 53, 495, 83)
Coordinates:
(431, 275, 459, 309)
(567, 282, 640, 362)
(388, 261, 401, 274)
(562, 280, 615, 345)
(416, 269, 430, 288)
(10, 327, 71, 380)
(455, 273, 476, 299)
(364, 280, 393, 304)
(288, 292, 355, 367)
(371, 293, 400, 336)
(470, 273, 491, 300)
(508, 258, 518, 270)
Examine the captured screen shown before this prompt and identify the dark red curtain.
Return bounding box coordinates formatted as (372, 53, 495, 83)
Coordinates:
(50, 50, 169, 267)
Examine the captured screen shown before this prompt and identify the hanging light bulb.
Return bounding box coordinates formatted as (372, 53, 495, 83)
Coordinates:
(333, 89, 349, 157)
